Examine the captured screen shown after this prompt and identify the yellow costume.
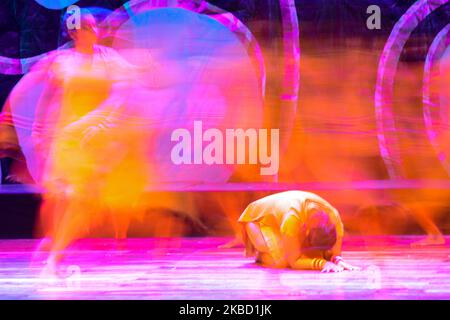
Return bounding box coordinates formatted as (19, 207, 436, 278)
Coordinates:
(239, 191, 344, 270)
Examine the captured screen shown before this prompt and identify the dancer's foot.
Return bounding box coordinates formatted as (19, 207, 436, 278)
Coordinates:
(30, 238, 54, 269)
(411, 235, 445, 247)
(41, 251, 64, 276)
(36, 237, 53, 252)
(218, 237, 243, 249)
(38, 255, 61, 286)
(114, 231, 128, 241)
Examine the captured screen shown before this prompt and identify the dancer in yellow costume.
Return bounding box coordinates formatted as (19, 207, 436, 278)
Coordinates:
(239, 191, 360, 272)
(31, 10, 150, 274)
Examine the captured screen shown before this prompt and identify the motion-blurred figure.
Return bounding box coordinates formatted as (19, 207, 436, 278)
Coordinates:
(410, 45, 449, 247)
(30, 9, 149, 274)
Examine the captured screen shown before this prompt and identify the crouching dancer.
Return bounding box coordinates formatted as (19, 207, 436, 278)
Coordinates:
(239, 191, 360, 272)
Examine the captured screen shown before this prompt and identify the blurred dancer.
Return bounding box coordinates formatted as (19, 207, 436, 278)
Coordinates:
(409, 202, 445, 247)
(32, 9, 148, 274)
(239, 191, 359, 272)
(410, 47, 449, 247)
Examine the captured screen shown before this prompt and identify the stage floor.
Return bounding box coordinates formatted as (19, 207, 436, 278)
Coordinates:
(0, 236, 449, 300)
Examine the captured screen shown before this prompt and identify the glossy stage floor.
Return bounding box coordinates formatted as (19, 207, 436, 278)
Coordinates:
(0, 236, 449, 300)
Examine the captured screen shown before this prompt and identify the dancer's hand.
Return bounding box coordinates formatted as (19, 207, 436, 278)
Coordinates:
(321, 261, 344, 273)
(337, 260, 361, 271)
